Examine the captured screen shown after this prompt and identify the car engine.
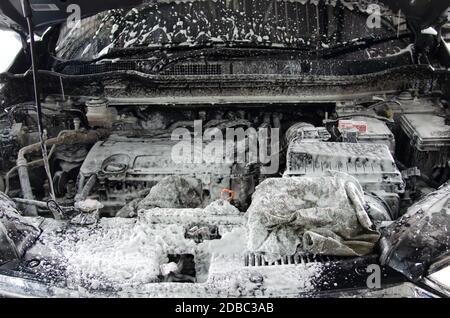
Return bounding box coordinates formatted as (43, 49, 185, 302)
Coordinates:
(1, 91, 448, 219)
(1, 0, 450, 298)
(0, 88, 449, 295)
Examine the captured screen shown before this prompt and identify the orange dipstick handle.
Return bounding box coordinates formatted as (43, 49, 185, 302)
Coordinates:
(221, 189, 235, 202)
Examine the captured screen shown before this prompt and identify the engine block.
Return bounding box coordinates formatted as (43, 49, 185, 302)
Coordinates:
(79, 136, 258, 214)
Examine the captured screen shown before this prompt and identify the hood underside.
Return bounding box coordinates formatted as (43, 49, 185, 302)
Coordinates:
(1, 0, 450, 36)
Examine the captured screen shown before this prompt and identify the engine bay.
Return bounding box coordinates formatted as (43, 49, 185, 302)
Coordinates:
(2, 91, 449, 216)
(0, 87, 449, 296)
(0, 0, 450, 301)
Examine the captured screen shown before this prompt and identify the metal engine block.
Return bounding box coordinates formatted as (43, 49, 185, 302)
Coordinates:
(78, 136, 258, 214)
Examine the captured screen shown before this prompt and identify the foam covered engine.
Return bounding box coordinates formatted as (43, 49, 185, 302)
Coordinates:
(285, 138, 405, 216)
(78, 136, 258, 214)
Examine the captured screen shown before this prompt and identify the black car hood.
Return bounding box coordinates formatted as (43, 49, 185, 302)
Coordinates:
(1, 0, 450, 36)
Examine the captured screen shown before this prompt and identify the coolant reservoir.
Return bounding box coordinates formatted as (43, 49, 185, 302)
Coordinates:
(85, 97, 117, 128)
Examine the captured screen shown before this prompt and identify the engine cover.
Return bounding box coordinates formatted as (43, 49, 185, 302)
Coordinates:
(285, 141, 405, 195)
(79, 136, 257, 213)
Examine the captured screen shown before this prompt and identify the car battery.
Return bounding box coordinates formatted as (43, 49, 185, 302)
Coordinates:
(398, 114, 450, 183)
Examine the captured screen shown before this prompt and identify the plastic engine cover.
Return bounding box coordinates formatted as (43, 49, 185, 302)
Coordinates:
(285, 141, 405, 195)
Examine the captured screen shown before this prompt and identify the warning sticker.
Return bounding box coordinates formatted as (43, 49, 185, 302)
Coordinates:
(338, 120, 368, 133)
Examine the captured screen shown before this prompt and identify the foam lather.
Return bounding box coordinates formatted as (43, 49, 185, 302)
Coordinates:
(247, 172, 380, 263)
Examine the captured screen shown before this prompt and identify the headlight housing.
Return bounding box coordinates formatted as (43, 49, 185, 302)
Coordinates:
(429, 266, 450, 291)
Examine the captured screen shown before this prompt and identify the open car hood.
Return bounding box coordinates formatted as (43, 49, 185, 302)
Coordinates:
(0, 0, 450, 36)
